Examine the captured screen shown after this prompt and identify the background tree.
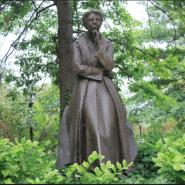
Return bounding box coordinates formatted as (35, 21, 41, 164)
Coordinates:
(0, 0, 184, 139)
(125, 0, 185, 131)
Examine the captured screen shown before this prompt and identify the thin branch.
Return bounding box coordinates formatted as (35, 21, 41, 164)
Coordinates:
(110, 4, 124, 31)
(149, 0, 179, 55)
(109, 38, 160, 62)
(37, 61, 58, 70)
(150, 0, 181, 30)
(135, 46, 159, 62)
(115, 64, 132, 79)
(73, 30, 86, 33)
(0, 1, 55, 82)
(74, 0, 80, 36)
(37, 81, 47, 93)
(147, 1, 155, 41)
(105, 18, 112, 30)
(37, 3, 55, 15)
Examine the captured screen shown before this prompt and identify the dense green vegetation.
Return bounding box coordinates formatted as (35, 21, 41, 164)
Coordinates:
(0, 0, 185, 184)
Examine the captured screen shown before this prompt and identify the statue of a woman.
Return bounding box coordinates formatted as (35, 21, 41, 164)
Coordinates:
(57, 9, 138, 172)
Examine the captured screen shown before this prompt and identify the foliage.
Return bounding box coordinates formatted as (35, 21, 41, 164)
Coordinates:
(125, 128, 184, 184)
(0, 137, 63, 184)
(60, 151, 134, 184)
(0, 77, 30, 141)
(0, 137, 135, 184)
(0, 79, 60, 148)
(153, 135, 185, 184)
(31, 84, 60, 149)
(1, 128, 184, 184)
(1, 0, 184, 128)
(125, 0, 185, 126)
(0, 1, 185, 184)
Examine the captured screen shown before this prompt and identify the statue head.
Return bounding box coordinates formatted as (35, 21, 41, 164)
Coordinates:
(82, 9, 104, 31)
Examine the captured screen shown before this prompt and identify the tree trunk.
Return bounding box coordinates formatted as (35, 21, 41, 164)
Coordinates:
(55, 0, 75, 119)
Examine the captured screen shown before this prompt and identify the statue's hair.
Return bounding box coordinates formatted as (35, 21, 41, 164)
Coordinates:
(82, 9, 104, 29)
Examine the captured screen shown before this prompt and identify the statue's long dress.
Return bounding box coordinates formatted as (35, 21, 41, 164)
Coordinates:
(57, 32, 138, 171)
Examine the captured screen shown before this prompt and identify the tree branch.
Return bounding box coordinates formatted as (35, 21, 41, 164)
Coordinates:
(109, 38, 159, 62)
(74, 0, 80, 36)
(73, 30, 86, 33)
(0, 1, 55, 82)
(147, 1, 155, 41)
(110, 4, 124, 31)
(149, 0, 180, 55)
(134, 46, 159, 61)
(115, 64, 132, 79)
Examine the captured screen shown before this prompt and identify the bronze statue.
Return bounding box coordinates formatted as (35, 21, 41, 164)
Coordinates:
(57, 9, 138, 172)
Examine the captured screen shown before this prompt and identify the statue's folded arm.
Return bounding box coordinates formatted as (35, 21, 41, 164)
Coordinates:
(73, 42, 103, 81)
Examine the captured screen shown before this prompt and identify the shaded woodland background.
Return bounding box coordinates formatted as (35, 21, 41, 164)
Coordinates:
(0, 0, 185, 184)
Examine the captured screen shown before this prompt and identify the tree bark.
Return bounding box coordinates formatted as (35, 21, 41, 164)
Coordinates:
(55, 0, 75, 119)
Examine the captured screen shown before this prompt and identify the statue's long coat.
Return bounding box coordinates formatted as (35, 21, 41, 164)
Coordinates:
(57, 33, 138, 171)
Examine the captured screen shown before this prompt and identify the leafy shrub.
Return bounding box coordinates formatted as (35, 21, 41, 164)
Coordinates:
(0, 137, 134, 184)
(136, 131, 163, 178)
(60, 151, 134, 184)
(153, 135, 185, 184)
(0, 137, 63, 184)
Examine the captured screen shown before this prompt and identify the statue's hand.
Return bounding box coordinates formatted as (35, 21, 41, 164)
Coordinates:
(91, 30, 101, 49)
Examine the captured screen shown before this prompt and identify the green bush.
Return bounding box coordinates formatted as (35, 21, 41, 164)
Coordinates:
(153, 134, 185, 184)
(0, 137, 134, 184)
(0, 137, 64, 184)
(136, 131, 163, 178)
(1, 130, 184, 184)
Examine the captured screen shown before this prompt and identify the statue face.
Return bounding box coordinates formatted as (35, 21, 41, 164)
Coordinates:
(86, 13, 102, 31)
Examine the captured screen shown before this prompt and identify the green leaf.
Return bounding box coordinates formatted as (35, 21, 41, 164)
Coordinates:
(156, 139, 162, 149)
(15, 138, 19, 145)
(122, 159, 127, 167)
(116, 161, 122, 170)
(80, 176, 87, 184)
(173, 163, 183, 171)
(96, 154, 105, 160)
(169, 136, 175, 141)
(66, 171, 73, 178)
(100, 163, 106, 171)
(172, 155, 184, 163)
(77, 166, 87, 175)
(75, 175, 81, 178)
(27, 178, 35, 184)
(35, 177, 41, 184)
(112, 166, 117, 173)
(13, 144, 23, 153)
(106, 160, 111, 169)
(92, 151, 97, 157)
(88, 155, 95, 164)
(9, 142, 15, 147)
(88, 173, 97, 181)
(93, 167, 102, 177)
(0, 139, 9, 146)
(1, 169, 10, 177)
(82, 161, 90, 169)
(21, 137, 26, 143)
(48, 160, 55, 167)
(180, 164, 185, 171)
(128, 162, 133, 167)
(3, 178, 15, 184)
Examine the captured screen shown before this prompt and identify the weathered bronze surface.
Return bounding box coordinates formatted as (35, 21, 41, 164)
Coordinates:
(57, 9, 138, 172)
